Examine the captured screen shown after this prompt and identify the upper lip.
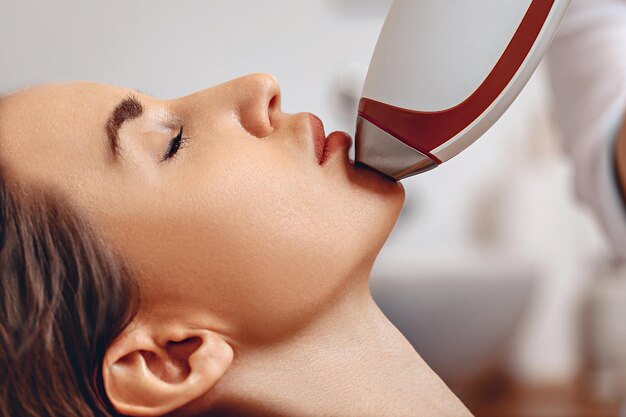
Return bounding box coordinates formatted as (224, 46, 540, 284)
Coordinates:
(308, 113, 326, 164)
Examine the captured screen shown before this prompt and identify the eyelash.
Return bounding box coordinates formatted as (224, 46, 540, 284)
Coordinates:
(160, 126, 189, 162)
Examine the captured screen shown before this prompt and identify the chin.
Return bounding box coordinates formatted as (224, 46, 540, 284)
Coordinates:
(349, 161, 405, 199)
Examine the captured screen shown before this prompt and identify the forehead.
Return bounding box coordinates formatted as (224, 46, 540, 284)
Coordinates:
(1, 82, 128, 123)
(0, 82, 128, 183)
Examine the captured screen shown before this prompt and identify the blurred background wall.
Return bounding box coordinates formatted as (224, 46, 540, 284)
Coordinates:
(2, 1, 624, 415)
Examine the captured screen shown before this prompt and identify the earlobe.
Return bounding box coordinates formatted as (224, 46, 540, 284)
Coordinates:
(102, 324, 233, 416)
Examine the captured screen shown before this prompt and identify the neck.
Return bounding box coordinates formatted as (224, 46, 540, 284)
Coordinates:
(206, 277, 472, 417)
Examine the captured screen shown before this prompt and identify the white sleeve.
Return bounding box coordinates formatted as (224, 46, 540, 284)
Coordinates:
(545, 0, 626, 260)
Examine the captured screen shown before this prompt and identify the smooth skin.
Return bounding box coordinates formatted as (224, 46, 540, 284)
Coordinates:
(0, 74, 472, 417)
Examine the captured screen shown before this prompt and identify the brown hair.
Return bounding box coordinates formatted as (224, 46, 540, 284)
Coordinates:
(0, 165, 140, 417)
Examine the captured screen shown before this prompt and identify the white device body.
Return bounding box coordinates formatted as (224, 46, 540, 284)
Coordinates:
(355, 0, 572, 180)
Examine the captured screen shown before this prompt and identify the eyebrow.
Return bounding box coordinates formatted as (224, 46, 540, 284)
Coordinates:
(105, 94, 144, 160)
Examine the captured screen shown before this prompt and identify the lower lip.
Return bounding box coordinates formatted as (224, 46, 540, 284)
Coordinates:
(320, 131, 352, 165)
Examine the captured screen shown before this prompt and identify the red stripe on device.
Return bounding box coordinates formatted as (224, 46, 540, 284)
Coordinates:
(358, 0, 555, 155)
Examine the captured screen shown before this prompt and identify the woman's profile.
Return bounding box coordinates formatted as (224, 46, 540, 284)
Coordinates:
(0, 74, 473, 417)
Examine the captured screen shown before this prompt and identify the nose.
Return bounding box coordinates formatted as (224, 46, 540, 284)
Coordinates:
(233, 73, 282, 138)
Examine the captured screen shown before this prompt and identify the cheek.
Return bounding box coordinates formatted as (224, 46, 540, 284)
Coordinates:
(176, 165, 351, 339)
(108, 139, 405, 343)
(167, 155, 403, 341)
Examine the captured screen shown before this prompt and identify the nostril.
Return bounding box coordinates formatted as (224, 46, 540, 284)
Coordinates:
(234, 106, 273, 139)
(268, 94, 281, 126)
(235, 73, 282, 138)
(262, 73, 282, 114)
(269, 94, 279, 112)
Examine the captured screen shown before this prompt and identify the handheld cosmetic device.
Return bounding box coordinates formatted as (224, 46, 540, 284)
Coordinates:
(355, 0, 571, 180)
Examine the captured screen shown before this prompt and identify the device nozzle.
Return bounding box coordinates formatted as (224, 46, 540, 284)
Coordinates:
(354, 116, 437, 181)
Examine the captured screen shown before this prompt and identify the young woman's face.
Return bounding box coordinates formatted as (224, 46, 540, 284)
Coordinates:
(0, 74, 404, 344)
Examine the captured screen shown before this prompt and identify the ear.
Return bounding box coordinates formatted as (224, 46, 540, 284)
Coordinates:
(102, 322, 234, 416)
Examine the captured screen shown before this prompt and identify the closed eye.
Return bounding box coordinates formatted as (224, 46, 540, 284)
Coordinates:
(160, 126, 189, 162)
